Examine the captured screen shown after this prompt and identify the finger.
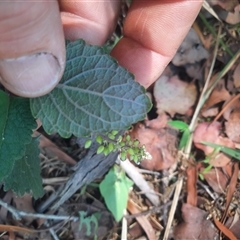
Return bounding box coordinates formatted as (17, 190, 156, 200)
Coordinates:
(111, 0, 203, 88)
(60, 0, 121, 45)
(0, 1, 65, 97)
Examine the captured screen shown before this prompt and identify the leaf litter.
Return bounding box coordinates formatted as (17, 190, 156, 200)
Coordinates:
(2, 1, 240, 239)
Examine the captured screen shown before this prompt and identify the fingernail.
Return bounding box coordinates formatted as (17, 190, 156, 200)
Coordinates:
(0, 52, 64, 97)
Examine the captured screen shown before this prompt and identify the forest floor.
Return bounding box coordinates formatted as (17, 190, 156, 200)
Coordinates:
(1, 1, 240, 240)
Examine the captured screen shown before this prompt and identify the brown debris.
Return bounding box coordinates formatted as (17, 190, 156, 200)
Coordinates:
(130, 120, 177, 170)
(173, 203, 217, 240)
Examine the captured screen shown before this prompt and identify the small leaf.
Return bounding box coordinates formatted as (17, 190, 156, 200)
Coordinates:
(108, 142, 114, 152)
(128, 148, 134, 155)
(111, 130, 118, 136)
(97, 145, 105, 154)
(99, 165, 133, 221)
(103, 146, 110, 156)
(201, 141, 240, 160)
(4, 138, 43, 199)
(168, 120, 189, 131)
(120, 151, 127, 161)
(108, 133, 115, 140)
(84, 139, 92, 148)
(31, 39, 152, 138)
(0, 91, 37, 181)
(126, 135, 131, 142)
(96, 135, 103, 144)
(179, 129, 191, 149)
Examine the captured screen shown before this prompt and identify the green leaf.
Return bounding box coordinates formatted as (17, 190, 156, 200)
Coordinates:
(179, 129, 191, 149)
(31, 39, 152, 138)
(168, 120, 189, 131)
(97, 145, 104, 154)
(201, 141, 240, 160)
(99, 165, 133, 222)
(0, 90, 37, 181)
(84, 139, 92, 149)
(4, 138, 43, 199)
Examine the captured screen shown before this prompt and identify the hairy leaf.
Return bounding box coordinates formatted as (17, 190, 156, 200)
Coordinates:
(31, 39, 152, 137)
(4, 138, 43, 199)
(0, 90, 37, 181)
(99, 165, 133, 222)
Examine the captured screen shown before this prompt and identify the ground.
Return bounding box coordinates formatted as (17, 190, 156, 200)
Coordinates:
(1, 1, 240, 240)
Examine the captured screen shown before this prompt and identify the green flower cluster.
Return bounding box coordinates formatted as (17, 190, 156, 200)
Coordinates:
(84, 131, 152, 164)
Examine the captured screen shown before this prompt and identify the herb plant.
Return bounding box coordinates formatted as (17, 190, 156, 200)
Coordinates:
(0, 39, 152, 198)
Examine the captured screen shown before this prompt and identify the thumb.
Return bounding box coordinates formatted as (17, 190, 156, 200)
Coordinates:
(0, 1, 65, 97)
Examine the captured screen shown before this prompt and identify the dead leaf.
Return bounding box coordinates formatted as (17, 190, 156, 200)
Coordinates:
(202, 79, 231, 117)
(38, 133, 77, 166)
(130, 120, 177, 170)
(202, 168, 229, 193)
(12, 194, 36, 223)
(173, 203, 217, 239)
(228, 215, 240, 239)
(225, 5, 240, 25)
(225, 110, 240, 143)
(153, 75, 197, 117)
(214, 218, 237, 240)
(193, 122, 235, 167)
(127, 199, 156, 240)
(186, 166, 197, 206)
(221, 163, 239, 223)
(233, 62, 240, 88)
(223, 95, 240, 121)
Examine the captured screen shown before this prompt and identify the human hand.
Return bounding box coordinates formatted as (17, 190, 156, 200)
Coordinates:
(0, 0, 202, 98)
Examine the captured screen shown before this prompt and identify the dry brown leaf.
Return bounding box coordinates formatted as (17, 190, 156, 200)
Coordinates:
(214, 218, 237, 240)
(130, 120, 177, 170)
(225, 110, 240, 143)
(233, 62, 240, 88)
(127, 199, 156, 240)
(221, 163, 239, 223)
(201, 107, 219, 118)
(202, 168, 229, 193)
(173, 203, 217, 240)
(228, 216, 240, 239)
(12, 194, 36, 223)
(223, 96, 240, 121)
(193, 122, 235, 167)
(202, 79, 231, 117)
(154, 75, 197, 117)
(225, 5, 240, 25)
(38, 133, 76, 165)
(186, 166, 197, 207)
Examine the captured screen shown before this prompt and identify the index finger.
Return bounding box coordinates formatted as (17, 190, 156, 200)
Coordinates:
(111, 0, 203, 88)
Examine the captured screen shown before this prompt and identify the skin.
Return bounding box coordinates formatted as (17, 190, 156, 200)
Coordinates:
(0, 0, 203, 98)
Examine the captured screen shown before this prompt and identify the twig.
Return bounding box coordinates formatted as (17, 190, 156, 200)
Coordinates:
(121, 210, 128, 240)
(163, 178, 183, 240)
(49, 229, 60, 240)
(0, 199, 78, 222)
(138, 169, 161, 176)
(119, 158, 160, 206)
(124, 196, 184, 219)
